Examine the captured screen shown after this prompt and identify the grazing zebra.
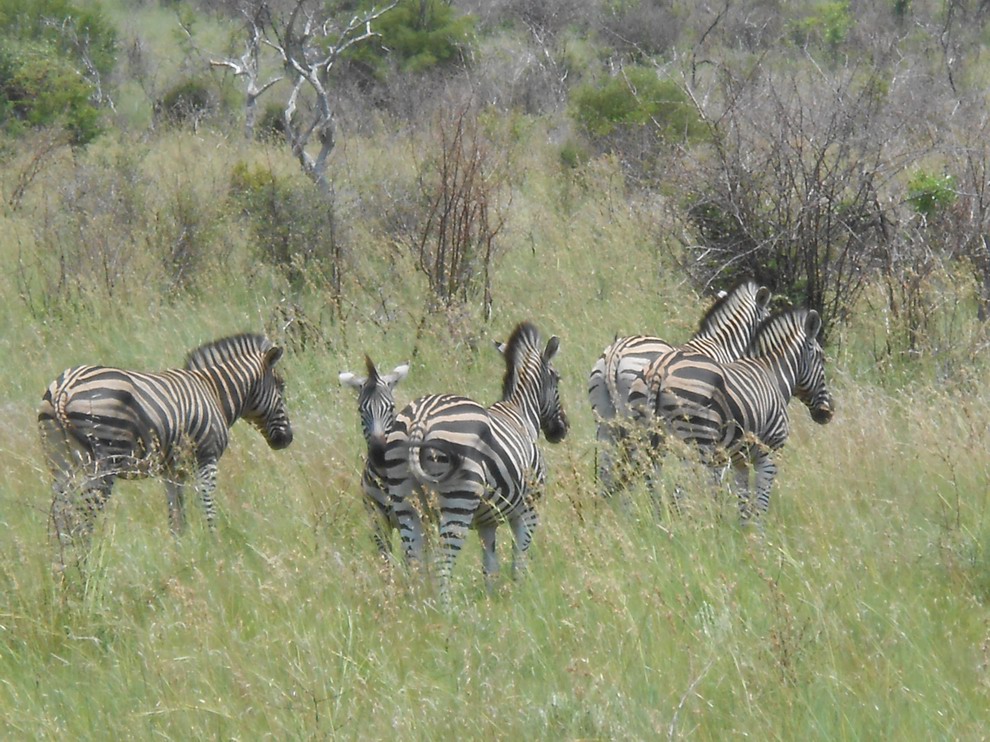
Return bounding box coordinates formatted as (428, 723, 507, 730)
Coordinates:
(383, 321, 568, 598)
(588, 280, 772, 496)
(38, 333, 293, 539)
(648, 308, 833, 521)
(339, 356, 410, 558)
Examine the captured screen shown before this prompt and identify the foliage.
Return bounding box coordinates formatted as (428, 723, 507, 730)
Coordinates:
(907, 170, 957, 218)
(409, 102, 508, 317)
(678, 66, 891, 343)
(0, 0, 116, 76)
(229, 161, 341, 298)
(569, 65, 705, 143)
(155, 77, 217, 129)
(0, 39, 102, 145)
(789, 1, 853, 53)
(345, 0, 476, 76)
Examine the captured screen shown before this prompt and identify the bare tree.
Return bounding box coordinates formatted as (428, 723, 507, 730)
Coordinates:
(264, 0, 397, 193)
(209, 3, 283, 139)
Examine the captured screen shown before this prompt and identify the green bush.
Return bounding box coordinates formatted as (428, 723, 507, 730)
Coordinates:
(346, 0, 476, 76)
(156, 78, 216, 128)
(229, 162, 339, 292)
(0, 39, 102, 145)
(907, 170, 957, 219)
(789, 1, 853, 52)
(0, 0, 116, 77)
(569, 66, 706, 143)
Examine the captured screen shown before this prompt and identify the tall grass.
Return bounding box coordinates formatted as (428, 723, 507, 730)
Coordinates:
(2, 119, 990, 740)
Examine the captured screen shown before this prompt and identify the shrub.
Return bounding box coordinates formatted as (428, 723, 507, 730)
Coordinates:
(907, 170, 957, 219)
(0, 0, 116, 77)
(229, 162, 341, 296)
(155, 77, 216, 129)
(345, 0, 476, 76)
(0, 39, 102, 145)
(569, 66, 705, 143)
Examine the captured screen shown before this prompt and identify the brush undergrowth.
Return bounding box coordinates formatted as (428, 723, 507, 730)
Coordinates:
(1, 113, 990, 741)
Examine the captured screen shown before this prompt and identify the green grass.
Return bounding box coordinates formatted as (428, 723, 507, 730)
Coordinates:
(1, 112, 990, 740)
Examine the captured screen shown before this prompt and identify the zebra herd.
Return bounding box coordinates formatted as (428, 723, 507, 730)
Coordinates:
(37, 281, 833, 596)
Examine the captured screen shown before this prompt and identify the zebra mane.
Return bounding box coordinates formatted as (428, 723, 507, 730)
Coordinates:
(500, 321, 542, 400)
(696, 278, 759, 336)
(185, 333, 273, 370)
(750, 308, 813, 356)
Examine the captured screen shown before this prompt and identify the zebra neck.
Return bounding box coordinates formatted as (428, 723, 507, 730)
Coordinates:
(194, 365, 248, 426)
(491, 398, 539, 439)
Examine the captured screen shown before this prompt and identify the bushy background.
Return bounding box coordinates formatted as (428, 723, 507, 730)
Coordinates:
(2, 0, 990, 738)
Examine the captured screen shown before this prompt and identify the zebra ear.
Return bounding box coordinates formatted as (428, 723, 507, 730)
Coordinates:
(338, 371, 365, 390)
(386, 363, 410, 389)
(756, 286, 772, 307)
(264, 346, 284, 368)
(805, 310, 823, 339)
(493, 340, 506, 354)
(543, 335, 560, 362)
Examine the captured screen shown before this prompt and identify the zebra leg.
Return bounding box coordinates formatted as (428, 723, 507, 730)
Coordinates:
(165, 479, 187, 535)
(751, 453, 778, 519)
(194, 461, 220, 532)
(732, 461, 754, 522)
(477, 523, 499, 591)
(393, 485, 426, 569)
(364, 497, 393, 560)
(509, 505, 539, 580)
(436, 509, 472, 601)
(595, 419, 619, 497)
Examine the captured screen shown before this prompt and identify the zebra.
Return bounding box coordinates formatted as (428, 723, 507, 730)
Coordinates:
(647, 308, 833, 522)
(339, 356, 410, 559)
(383, 321, 568, 599)
(38, 333, 293, 539)
(588, 280, 772, 496)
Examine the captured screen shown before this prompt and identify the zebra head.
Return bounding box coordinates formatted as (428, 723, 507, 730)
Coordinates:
(339, 356, 410, 469)
(245, 344, 295, 449)
(695, 279, 773, 358)
(792, 310, 834, 425)
(499, 322, 569, 444)
(186, 333, 294, 449)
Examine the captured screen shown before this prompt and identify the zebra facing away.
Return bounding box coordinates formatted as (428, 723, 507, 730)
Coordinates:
(588, 280, 772, 496)
(38, 333, 293, 540)
(339, 356, 410, 558)
(648, 308, 833, 522)
(383, 321, 568, 599)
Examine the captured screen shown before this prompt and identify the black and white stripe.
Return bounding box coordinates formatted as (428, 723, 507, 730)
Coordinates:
(588, 280, 771, 496)
(38, 333, 293, 538)
(383, 321, 568, 598)
(649, 308, 833, 521)
(339, 356, 409, 558)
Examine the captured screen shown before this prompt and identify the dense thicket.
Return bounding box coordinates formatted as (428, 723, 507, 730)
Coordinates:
(5, 0, 990, 363)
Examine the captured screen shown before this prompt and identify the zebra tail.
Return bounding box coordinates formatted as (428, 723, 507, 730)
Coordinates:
(39, 380, 89, 451)
(406, 429, 461, 486)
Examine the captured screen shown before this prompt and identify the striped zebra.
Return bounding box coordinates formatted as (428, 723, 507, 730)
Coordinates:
(339, 356, 410, 558)
(647, 308, 833, 521)
(383, 321, 568, 598)
(588, 280, 772, 496)
(38, 333, 293, 539)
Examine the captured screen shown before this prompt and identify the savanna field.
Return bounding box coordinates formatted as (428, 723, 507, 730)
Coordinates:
(3, 1, 990, 739)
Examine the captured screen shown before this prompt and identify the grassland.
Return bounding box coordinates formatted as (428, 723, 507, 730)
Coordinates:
(0, 124, 988, 741)
(1, 2, 990, 738)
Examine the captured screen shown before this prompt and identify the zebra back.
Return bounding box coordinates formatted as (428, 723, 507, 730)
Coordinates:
(655, 307, 833, 455)
(38, 332, 293, 537)
(627, 279, 772, 416)
(384, 320, 568, 596)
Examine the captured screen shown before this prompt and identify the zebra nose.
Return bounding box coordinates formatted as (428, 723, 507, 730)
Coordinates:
(811, 404, 833, 425)
(269, 427, 294, 449)
(368, 434, 387, 468)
